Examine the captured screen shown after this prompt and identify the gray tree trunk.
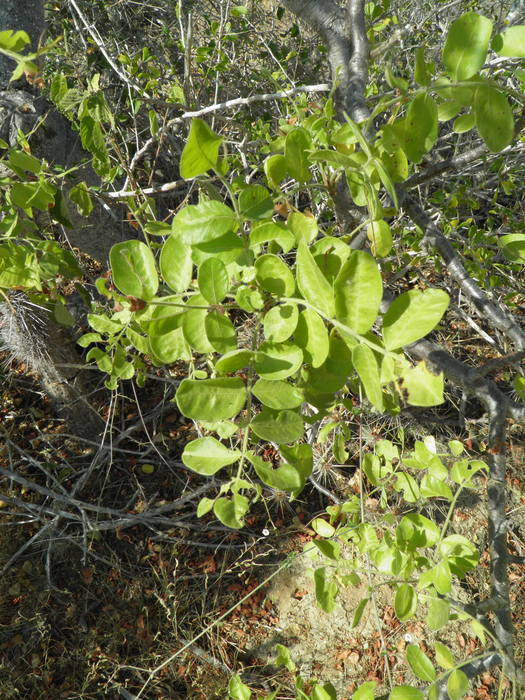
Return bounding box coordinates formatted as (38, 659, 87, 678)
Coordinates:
(0, 1, 108, 437)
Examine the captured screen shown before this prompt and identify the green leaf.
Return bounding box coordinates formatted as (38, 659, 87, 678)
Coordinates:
(255, 254, 295, 296)
(498, 234, 525, 263)
(294, 309, 329, 368)
(352, 344, 384, 411)
(9, 150, 41, 175)
(351, 682, 377, 700)
(263, 303, 298, 342)
(214, 494, 249, 529)
(314, 567, 338, 613)
(396, 514, 440, 550)
(367, 219, 393, 257)
(350, 597, 369, 628)
(249, 221, 295, 253)
(172, 201, 236, 245)
(296, 241, 335, 318)
(493, 25, 525, 57)
(311, 236, 350, 283)
(443, 12, 492, 81)
(439, 535, 478, 575)
(447, 669, 469, 700)
(215, 349, 253, 375)
(335, 251, 382, 333)
(251, 408, 304, 444)
(382, 289, 449, 350)
(255, 341, 303, 381)
(160, 236, 193, 292)
(238, 184, 273, 220)
(388, 687, 424, 700)
(306, 333, 353, 393)
(311, 518, 336, 538)
(228, 674, 252, 700)
(176, 377, 246, 421)
(406, 645, 436, 682)
(248, 449, 311, 494)
(264, 154, 288, 191)
(394, 472, 420, 502)
(110, 240, 158, 300)
(394, 583, 417, 622)
(275, 644, 296, 672)
(287, 211, 318, 245)
(198, 257, 228, 304)
(401, 361, 444, 407)
(434, 641, 455, 669)
(182, 437, 240, 475)
(69, 181, 94, 216)
(204, 311, 237, 353)
(453, 112, 475, 134)
(414, 47, 431, 86)
(181, 297, 215, 353)
(419, 560, 452, 595)
(403, 94, 438, 163)
(180, 118, 223, 178)
(474, 86, 514, 153)
(420, 474, 453, 501)
(251, 378, 304, 410)
(285, 127, 312, 182)
(0, 29, 30, 52)
(149, 326, 190, 364)
(426, 597, 450, 631)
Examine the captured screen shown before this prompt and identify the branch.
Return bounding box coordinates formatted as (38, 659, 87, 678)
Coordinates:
(346, 0, 370, 123)
(402, 196, 525, 351)
(125, 83, 330, 182)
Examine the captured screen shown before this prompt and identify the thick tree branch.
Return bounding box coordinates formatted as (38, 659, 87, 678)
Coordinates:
(402, 196, 525, 351)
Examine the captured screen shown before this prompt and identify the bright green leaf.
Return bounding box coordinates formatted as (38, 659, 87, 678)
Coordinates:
(335, 251, 382, 333)
(382, 289, 449, 350)
(285, 127, 312, 182)
(110, 240, 158, 300)
(176, 377, 246, 421)
(251, 408, 304, 444)
(296, 241, 335, 318)
(352, 344, 384, 411)
(198, 257, 228, 304)
(406, 644, 436, 682)
(474, 86, 514, 153)
(182, 437, 240, 475)
(443, 13, 492, 81)
(180, 118, 223, 178)
(395, 583, 417, 622)
(160, 236, 193, 293)
(492, 25, 525, 57)
(172, 201, 236, 245)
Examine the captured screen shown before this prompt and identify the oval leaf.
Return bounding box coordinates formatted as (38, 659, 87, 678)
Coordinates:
(160, 236, 193, 293)
(335, 251, 383, 334)
(296, 241, 335, 318)
(176, 377, 246, 421)
(382, 289, 449, 350)
(474, 85, 514, 153)
(443, 12, 493, 81)
(285, 127, 312, 183)
(182, 437, 240, 475)
(180, 118, 223, 178)
(110, 240, 158, 300)
(352, 344, 384, 411)
(406, 645, 436, 682)
(173, 201, 236, 245)
(251, 408, 304, 444)
(198, 257, 228, 304)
